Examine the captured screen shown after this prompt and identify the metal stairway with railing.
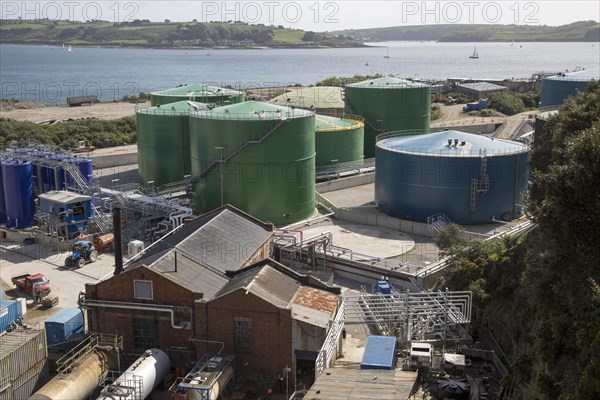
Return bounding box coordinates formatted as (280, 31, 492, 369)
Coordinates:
(470, 152, 490, 211)
(185, 118, 289, 196)
(342, 92, 386, 136)
(59, 160, 114, 234)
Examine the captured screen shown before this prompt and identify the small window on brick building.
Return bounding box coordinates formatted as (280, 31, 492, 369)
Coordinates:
(134, 280, 153, 300)
(234, 317, 253, 354)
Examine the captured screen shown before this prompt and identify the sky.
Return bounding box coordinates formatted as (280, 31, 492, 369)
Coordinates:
(2, 1, 599, 32)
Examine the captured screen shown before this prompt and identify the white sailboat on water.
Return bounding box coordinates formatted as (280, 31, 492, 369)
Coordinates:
(469, 45, 479, 59)
(68, 45, 72, 53)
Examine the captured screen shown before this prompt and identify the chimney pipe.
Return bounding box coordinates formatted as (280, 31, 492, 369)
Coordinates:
(454, 139, 459, 147)
(113, 207, 123, 275)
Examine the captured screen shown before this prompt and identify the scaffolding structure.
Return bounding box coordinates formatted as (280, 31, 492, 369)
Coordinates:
(101, 184, 193, 244)
(343, 286, 472, 344)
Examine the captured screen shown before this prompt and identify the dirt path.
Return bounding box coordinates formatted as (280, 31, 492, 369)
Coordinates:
(0, 101, 148, 123)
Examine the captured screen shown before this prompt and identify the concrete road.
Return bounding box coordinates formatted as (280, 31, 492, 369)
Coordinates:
(1, 239, 117, 326)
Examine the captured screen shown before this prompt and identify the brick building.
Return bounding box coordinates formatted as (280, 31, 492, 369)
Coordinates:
(82, 205, 341, 387)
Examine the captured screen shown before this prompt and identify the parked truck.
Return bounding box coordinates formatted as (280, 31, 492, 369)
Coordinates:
(463, 98, 489, 112)
(12, 273, 51, 296)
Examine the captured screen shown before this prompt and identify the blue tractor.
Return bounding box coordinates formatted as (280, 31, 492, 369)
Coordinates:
(65, 240, 98, 268)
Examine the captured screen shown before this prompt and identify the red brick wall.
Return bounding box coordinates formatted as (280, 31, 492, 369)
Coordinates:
(85, 266, 198, 356)
(206, 289, 294, 385)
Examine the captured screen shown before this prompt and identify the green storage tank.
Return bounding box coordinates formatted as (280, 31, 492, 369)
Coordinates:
(189, 101, 316, 226)
(150, 84, 244, 106)
(137, 100, 209, 187)
(344, 76, 431, 158)
(315, 114, 364, 167)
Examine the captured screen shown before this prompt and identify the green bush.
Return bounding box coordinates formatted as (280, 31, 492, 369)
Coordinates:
(0, 116, 136, 148)
(489, 91, 525, 115)
(430, 105, 443, 120)
(316, 74, 384, 87)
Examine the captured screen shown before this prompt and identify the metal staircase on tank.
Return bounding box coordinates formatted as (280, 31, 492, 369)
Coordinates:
(343, 96, 386, 135)
(427, 213, 453, 234)
(186, 117, 289, 196)
(470, 150, 490, 211)
(61, 160, 116, 234)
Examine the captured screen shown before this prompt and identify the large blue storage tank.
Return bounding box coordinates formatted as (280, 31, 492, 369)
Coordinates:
(539, 68, 599, 108)
(0, 299, 22, 334)
(360, 335, 398, 370)
(376, 130, 530, 225)
(0, 156, 6, 224)
(1, 159, 35, 228)
(44, 307, 84, 348)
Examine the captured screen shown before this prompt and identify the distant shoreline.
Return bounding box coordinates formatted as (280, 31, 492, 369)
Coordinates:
(0, 41, 370, 50)
(0, 40, 596, 51)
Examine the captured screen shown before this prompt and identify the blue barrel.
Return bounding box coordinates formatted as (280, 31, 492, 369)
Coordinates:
(1, 159, 35, 228)
(48, 154, 72, 191)
(0, 156, 6, 224)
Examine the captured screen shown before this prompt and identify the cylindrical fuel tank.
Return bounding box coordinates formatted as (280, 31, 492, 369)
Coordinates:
(96, 348, 171, 400)
(29, 352, 108, 400)
(187, 366, 234, 400)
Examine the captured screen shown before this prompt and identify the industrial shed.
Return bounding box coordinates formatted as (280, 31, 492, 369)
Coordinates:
(457, 82, 507, 99)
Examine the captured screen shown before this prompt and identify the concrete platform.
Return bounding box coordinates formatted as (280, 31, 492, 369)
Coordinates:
(322, 183, 375, 208)
(300, 220, 415, 260)
(0, 234, 117, 327)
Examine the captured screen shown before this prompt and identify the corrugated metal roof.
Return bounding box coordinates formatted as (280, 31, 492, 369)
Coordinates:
(175, 208, 272, 273)
(270, 86, 344, 109)
(38, 190, 91, 204)
(0, 329, 45, 359)
(458, 81, 507, 91)
(378, 130, 529, 156)
(347, 75, 429, 89)
(128, 206, 272, 298)
(215, 264, 299, 308)
(190, 100, 313, 120)
(292, 286, 338, 314)
(137, 100, 209, 115)
(151, 251, 229, 299)
(217, 262, 340, 326)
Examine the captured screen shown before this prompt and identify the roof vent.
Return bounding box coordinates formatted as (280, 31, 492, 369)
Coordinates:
(454, 139, 459, 146)
(447, 139, 452, 147)
(224, 109, 229, 113)
(460, 141, 466, 146)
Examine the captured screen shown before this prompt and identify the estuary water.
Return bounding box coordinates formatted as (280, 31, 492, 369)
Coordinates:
(1, 41, 598, 104)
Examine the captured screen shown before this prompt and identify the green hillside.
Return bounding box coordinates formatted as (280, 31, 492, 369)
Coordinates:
(0, 19, 363, 48)
(334, 20, 600, 42)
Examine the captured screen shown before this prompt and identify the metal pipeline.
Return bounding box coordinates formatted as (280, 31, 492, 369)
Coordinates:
(81, 297, 190, 330)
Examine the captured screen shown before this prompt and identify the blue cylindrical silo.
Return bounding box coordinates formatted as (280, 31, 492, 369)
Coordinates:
(1, 159, 35, 228)
(539, 68, 598, 108)
(0, 156, 6, 224)
(375, 130, 530, 225)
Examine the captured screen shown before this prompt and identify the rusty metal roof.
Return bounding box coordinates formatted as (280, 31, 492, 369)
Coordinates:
(216, 261, 340, 326)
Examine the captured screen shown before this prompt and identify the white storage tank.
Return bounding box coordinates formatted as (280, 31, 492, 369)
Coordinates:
(96, 348, 171, 400)
(128, 240, 145, 258)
